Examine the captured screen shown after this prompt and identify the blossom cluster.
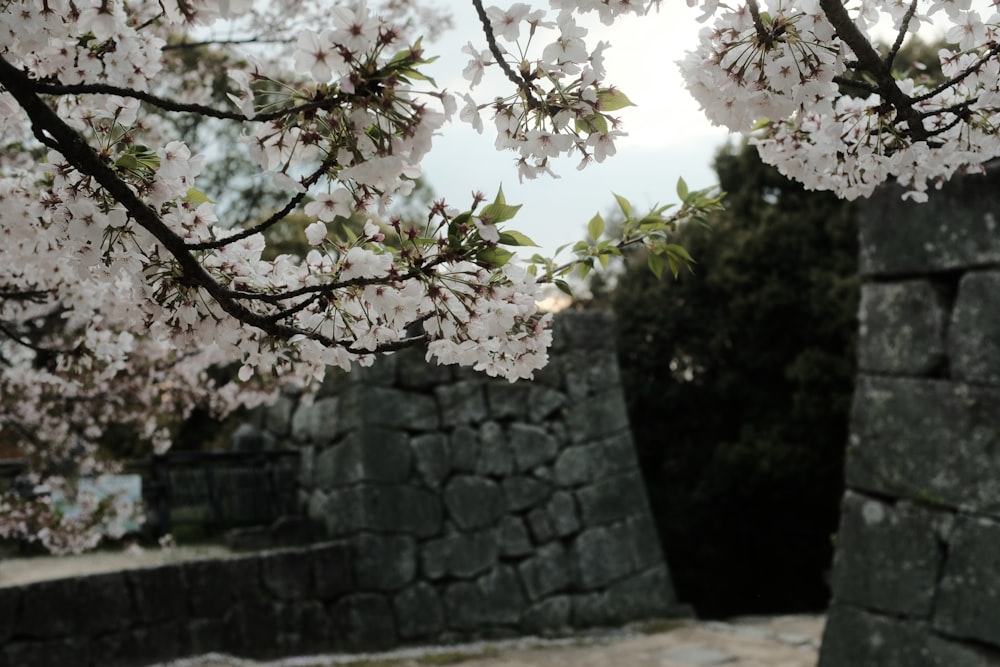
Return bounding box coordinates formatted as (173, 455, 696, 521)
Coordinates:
(7, 0, 1000, 552)
(1, 0, 629, 550)
(459, 1, 658, 179)
(682, 0, 1000, 201)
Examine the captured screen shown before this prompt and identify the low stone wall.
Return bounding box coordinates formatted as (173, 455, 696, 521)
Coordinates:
(820, 166, 1000, 665)
(0, 312, 682, 667)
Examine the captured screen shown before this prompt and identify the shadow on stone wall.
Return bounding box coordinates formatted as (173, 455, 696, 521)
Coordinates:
(0, 312, 686, 667)
(820, 164, 1000, 665)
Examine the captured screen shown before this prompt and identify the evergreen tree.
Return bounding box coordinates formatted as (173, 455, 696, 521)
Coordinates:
(612, 141, 859, 617)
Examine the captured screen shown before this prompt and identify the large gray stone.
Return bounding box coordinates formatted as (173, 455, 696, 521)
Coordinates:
(625, 514, 667, 571)
(829, 493, 947, 618)
(604, 566, 677, 622)
(0, 587, 18, 644)
(324, 484, 442, 537)
(311, 541, 354, 599)
(476, 421, 513, 476)
(442, 581, 483, 630)
(128, 565, 188, 625)
(393, 582, 445, 639)
(503, 475, 550, 512)
(314, 428, 412, 487)
(572, 591, 612, 627)
(858, 167, 1000, 277)
(564, 390, 631, 444)
(564, 350, 622, 400)
(820, 604, 1000, 667)
(261, 394, 296, 436)
(592, 432, 641, 476)
(497, 516, 533, 557)
(75, 572, 133, 634)
(949, 271, 1000, 385)
(225, 598, 280, 654)
(527, 386, 567, 423)
(517, 542, 571, 600)
(437, 381, 489, 426)
(397, 347, 454, 388)
(553, 311, 616, 352)
(3, 638, 89, 667)
(520, 596, 571, 634)
(575, 471, 648, 526)
(333, 593, 397, 649)
(450, 425, 479, 472)
(477, 566, 527, 625)
(547, 491, 580, 537)
(527, 506, 555, 544)
(848, 376, 1000, 512)
(411, 433, 451, 488)
(339, 385, 439, 432)
(508, 423, 559, 471)
(934, 516, 1000, 645)
(261, 549, 314, 600)
(187, 557, 259, 618)
(354, 533, 417, 591)
(487, 382, 531, 419)
(571, 524, 637, 589)
(290, 397, 340, 444)
(421, 529, 498, 579)
(553, 446, 592, 487)
(443, 475, 505, 530)
(857, 281, 948, 375)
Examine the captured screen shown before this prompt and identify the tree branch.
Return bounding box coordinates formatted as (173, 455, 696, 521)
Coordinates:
(820, 0, 928, 140)
(471, 0, 542, 110)
(0, 54, 319, 344)
(0, 55, 439, 358)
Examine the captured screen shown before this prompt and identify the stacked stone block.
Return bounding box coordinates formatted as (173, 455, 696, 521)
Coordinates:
(0, 312, 681, 667)
(270, 311, 681, 641)
(820, 165, 1000, 666)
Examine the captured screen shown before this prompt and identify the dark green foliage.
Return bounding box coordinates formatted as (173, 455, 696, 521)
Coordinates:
(611, 142, 859, 617)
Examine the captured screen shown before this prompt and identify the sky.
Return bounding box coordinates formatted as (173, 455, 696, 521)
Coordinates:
(416, 5, 732, 260)
(413, 3, 985, 261)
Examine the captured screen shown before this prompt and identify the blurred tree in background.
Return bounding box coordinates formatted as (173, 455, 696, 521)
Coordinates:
(610, 142, 859, 617)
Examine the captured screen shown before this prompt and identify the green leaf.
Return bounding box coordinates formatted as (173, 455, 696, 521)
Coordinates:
(115, 153, 139, 170)
(613, 193, 632, 218)
(587, 213, 605, 242)
(480, 188, 521, 223)
(676, 177, 689, 201)
(184, 189, 214, 205)
(665, 243, 695, 264)
(574, 114, 608, 135)
(479, 202, 522, 224)
(497, 230, 539, 247)
(667, 254, 681, 279)
(554, 279, 573, 296)
(647, 252, 665, 280)
(597, 87, 636, 111)
(476, 247, 514, 267)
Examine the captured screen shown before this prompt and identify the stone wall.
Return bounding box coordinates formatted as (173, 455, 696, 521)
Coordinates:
(0, 311, 682, 667)
(820, 166, 1000, 665)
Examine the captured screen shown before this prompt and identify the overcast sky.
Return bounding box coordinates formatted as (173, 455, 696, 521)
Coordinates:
(415, 3, 981, 260)
(418, 5, 731, 260)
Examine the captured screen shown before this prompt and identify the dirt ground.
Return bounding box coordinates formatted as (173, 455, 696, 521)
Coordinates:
(156, 615, 823, 667)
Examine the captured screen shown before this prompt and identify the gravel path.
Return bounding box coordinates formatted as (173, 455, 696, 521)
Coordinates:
(157, 615, 824, 667)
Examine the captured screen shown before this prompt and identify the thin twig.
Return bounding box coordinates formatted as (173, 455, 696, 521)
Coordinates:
(470, 0, 542, 110)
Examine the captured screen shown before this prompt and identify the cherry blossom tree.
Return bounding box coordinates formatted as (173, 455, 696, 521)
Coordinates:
(1, 0, 998, 551)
